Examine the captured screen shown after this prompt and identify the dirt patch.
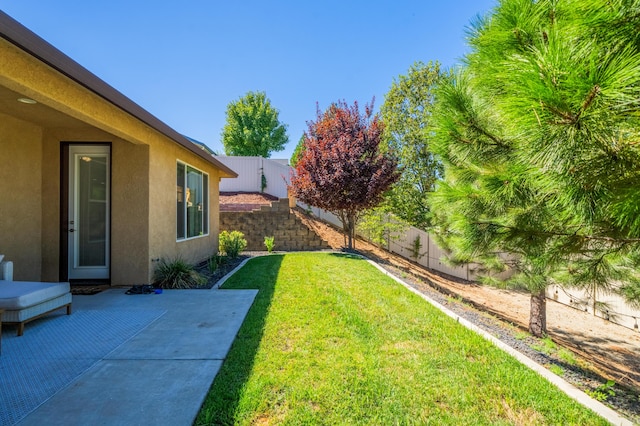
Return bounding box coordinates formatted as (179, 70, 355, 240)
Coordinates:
(220, 192, 279, 212)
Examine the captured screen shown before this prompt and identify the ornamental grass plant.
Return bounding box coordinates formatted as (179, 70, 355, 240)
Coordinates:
(153, 257, 206, 289)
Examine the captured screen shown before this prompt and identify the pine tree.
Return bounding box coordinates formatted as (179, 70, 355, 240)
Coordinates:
(430, 0, 640, 336)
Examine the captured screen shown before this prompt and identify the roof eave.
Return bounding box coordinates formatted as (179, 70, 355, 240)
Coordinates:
(0, 10, 238, 179)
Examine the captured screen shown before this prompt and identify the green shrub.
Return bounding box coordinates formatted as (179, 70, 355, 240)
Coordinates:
(411, 235, 422, 259)
(531, 337, 556, 355)
(208, 253, 226, 273)
(586, 380, 616, 402)
(261, 173, 267, 192)
(219, 231, 247, 259)
(549, 364, 564, 377)
(153, 258, 206, 289)
(557, 348, 577, 366)
(264, 236, 275, 253)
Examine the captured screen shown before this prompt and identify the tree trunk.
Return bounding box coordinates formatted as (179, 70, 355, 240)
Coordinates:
(351, 213, 357, 250)
(342, 222, 348, 248)
(529, 290, 547, 337)
(337, 211, 348, 248)
(346, 214, 354, 250)
(352, 223, 356, 250)
(338, 211, 357, 250)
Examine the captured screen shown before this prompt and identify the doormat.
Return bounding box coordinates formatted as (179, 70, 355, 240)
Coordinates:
(70, 286, 108, 295)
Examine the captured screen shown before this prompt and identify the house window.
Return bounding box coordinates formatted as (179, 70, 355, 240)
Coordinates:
(177, 161, 209, 240)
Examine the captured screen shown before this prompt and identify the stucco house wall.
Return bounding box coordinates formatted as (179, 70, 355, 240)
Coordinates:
(0, 12, 236, 285)
(0, 113, 43, 281)
(147, 136, 223, 282)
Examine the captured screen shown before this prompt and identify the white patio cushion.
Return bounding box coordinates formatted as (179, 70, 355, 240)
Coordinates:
(0, 281, 71, 310)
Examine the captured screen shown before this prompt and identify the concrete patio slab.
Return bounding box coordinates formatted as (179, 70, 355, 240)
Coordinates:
(18, 359, 223, 426)
(15, 287, 257, 426)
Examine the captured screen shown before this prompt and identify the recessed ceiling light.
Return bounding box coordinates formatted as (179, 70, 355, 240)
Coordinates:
(17, 97, 37, 104)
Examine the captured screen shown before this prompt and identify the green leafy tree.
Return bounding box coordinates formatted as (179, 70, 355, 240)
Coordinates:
(222, 91, 288, 157)
(378, 61, 443, 230)
(357, 206, 408, 247)
(430, 0, 640, 336)
(290, 133, 306, 167)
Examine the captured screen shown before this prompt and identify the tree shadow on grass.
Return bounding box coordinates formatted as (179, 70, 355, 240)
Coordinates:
(194, 254, 284, 426)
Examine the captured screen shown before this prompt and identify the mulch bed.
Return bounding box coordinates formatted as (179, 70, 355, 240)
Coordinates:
(71, 257, 249, 293)
(194, 255, 250, 289)
(219, 192, 279, 212)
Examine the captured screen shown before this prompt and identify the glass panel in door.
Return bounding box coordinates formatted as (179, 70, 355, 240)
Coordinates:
(68, 145, 110, 280)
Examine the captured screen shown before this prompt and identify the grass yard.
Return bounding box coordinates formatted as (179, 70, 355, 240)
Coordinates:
(196, 252, 606, 425)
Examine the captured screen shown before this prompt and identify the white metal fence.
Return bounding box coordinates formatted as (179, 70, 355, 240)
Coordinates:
(216, 156, 291, 199)
(220, 156, 640, 332)
(309, 209, 477, 281)
(548, 284, 639, 331)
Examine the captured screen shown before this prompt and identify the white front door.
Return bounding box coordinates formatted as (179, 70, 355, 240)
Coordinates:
(68, 145, 110, 280)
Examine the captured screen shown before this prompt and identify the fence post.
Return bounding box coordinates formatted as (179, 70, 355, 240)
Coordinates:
(426, 233, 430, 269)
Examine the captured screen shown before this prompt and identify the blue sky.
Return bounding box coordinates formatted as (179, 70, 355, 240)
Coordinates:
(1, 1, 496, 160)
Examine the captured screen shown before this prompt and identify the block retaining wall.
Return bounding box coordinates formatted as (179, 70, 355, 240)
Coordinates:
(220, 198, 331, 251)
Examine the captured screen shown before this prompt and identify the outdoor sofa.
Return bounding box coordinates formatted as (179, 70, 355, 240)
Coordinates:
(0, 256, 72, 336)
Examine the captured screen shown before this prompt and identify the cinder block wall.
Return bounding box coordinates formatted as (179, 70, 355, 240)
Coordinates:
(220, 199, 330, 251)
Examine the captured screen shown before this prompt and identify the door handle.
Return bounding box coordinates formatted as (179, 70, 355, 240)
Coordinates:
(69, 229, 75, 233)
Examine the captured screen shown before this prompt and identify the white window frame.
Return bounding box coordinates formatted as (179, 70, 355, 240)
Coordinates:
(176, 160, 209, 241)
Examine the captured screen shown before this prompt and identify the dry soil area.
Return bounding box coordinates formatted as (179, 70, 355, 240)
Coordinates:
(220, 191, 278, 212)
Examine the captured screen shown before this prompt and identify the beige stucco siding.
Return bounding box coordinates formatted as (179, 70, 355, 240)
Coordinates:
(0, 113, 43, 281)
(40, 131, 60, 282)
(111, 141, 150, 285)
(147, 138, 221, 282)
(1, 34, 228, 286)
(2, 121, 222, 285)
(38, 128, 150, 283)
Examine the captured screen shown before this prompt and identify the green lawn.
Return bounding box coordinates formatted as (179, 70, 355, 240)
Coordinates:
(196, 252, 606, 425)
